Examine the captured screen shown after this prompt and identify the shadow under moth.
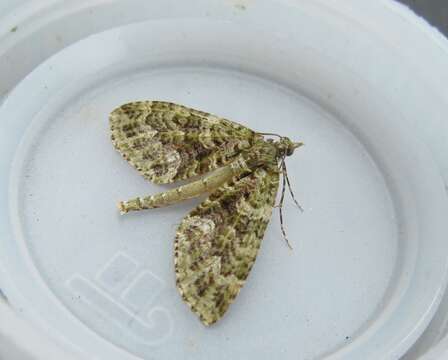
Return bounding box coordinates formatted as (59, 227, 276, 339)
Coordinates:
(110, 101, 302, 325)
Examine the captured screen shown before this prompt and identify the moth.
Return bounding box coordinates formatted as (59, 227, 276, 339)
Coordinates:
(110, 101, 302, 326)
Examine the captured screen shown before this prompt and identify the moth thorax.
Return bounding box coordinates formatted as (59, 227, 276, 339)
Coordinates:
(243, 142, 278, 169)
(230, 156, 251, 174)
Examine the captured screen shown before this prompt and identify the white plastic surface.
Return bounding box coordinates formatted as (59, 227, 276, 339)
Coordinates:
(1, 1, 448, 360)
(0, 298, 80, 360)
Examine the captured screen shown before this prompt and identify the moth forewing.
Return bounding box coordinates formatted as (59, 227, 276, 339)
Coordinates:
(174, 168, 280, 325)
(110, 101, 260, 184)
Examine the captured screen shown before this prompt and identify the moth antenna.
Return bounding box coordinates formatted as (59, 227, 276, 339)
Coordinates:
(282, 160, 304, 212)
(279, 165, 293, 250)
(273, 160, 285, 205)
(257, 132, 283, 138)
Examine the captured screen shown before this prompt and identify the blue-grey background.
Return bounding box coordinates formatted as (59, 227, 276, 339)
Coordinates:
(398, 0, 448, 35)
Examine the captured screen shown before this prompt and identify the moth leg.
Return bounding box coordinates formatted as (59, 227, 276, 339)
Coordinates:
(118, 160, 248, 214)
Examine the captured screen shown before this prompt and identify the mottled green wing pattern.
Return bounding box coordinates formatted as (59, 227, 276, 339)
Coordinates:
(110, 101, 261, 184)
(174, 167, 280, 325)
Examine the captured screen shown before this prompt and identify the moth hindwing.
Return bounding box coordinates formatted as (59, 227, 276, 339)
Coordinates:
(110, 101, 301, 325)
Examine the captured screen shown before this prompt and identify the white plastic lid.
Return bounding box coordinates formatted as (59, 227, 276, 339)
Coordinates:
(1, 2, 448, 360)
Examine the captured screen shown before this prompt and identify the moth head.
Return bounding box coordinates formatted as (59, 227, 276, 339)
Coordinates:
(276, 137, 303, 157)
